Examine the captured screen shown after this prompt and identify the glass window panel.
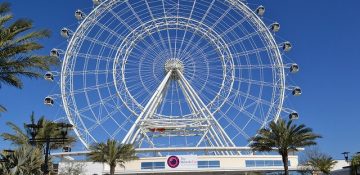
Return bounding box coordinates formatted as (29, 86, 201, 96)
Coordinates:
(154, 162, 165, 169)
(255, 160, 265, 167)
(246, 160, 255, 167)
(198, 161, 220, 168)
(209, 161, 220, 166)
(265, 160, 273, 166)
(198, 161, 207, 168)
(198, 161, 207, 166)
(209, 161, 220, 167)
(141, 162, 153, 169)
(274, 160, 282, 166)
(141, 162, 165, 169)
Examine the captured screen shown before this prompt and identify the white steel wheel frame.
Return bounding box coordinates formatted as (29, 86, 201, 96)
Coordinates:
(60, 0, 287, 155)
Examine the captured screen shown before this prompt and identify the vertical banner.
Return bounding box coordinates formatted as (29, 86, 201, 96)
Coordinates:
(166, 155, 198, 169)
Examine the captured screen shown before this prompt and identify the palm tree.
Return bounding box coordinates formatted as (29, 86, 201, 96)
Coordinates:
(0, 2, 59, 112)
(0, 145, 43, 175)
(1, 112, 75, 175)
(299, 147, 337, 175)
(88, 139, 138, 175)
(351, 154, 360, 175)
(307, 154, 337, 174)
(1, 112, 76, 149)
(249, 118, 321, 175)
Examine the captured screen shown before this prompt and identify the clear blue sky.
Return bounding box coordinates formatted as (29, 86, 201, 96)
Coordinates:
(0, 0, 359, 159)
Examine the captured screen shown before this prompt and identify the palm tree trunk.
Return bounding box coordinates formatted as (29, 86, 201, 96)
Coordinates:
(282, 151, 289, 175)
(110, 165, 115, 175)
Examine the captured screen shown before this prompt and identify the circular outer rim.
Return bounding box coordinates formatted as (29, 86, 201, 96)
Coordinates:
(61, 0, 286, 148)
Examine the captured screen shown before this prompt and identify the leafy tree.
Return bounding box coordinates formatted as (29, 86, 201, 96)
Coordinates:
(249, 118, 321, 175)
(88, 139, 138, 175)
(351, 154, 360, 175)
(0, 2, 59, 112)
(58, 160, 87, 175)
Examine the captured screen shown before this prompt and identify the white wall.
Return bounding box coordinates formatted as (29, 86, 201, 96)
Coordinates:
(58, 161, 104, 175)
(331, 160, 349, 171)
(58, 155, 299, 174)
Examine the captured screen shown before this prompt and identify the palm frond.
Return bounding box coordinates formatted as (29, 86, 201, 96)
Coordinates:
(0, 42, 43, 58)
(5, 19, 33, 40)
(15, 29, 51, 44)
(0, 14, 12, 27)
(0, 3, 58, 89)
(0, 2, 10, 14)
(0, 104, 6, 112)
(0, 73, 22, 88)
(1, 122, 29, 145)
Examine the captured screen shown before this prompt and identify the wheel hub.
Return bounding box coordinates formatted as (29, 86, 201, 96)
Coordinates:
(165, 58, 184, 79)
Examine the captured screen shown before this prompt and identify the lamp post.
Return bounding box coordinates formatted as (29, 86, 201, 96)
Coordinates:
(26, 122, 73, 175)
(342, 152, 360, 175)
(342, 152, 350, 163)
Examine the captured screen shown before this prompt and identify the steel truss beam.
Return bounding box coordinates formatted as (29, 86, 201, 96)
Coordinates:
(122, 69, 237, 155)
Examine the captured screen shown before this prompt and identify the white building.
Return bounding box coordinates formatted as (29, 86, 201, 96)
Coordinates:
(330, 160, 351, 175)
(55, 152, 300, 175)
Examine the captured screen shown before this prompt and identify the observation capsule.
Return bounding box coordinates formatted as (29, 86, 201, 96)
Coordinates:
(290, 64, 299, 73)
(44, 97, 54, 106)
(44, 72, 54, 81)
(50, 49, 59, 58)
(282, 41, 292, 52)
(255, 6, 265, 16)
(75, 10, 85, 20)
(289, 112, 299, 120)
(60, 28, 70, 38)
(92, 0, 101, 6)
(270, 22, 280, 32)
(292, 87, 302, 96)
(63, 146, 71, 152)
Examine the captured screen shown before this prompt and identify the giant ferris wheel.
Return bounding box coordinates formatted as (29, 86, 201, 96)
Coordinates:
(46, 0, 301, 155)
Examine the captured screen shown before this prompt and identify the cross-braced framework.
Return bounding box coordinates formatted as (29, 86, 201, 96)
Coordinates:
(49, 0, 301, 156)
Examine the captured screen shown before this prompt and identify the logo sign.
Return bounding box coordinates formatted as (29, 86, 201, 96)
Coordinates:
(166, 155, 197, 169)
(167, 156, 180, 168)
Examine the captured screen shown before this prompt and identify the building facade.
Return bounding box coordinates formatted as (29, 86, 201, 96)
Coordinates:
(57, 155, 299, 175)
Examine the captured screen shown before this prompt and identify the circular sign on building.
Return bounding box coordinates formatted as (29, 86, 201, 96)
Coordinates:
(167, 156, 180, 168)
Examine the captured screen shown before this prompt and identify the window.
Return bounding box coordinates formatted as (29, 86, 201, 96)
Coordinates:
(265, 160, 273, 166)
(274, 160, 283, 166)
(198, 160, 220, 168)
(245, 160, 291, 167)
(255, 160, 265, 167)
(209, 160, 220, 168)
(153, 162, 165, 169)
(141, 162, 165, 170)
(246, 160, 255, 167)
